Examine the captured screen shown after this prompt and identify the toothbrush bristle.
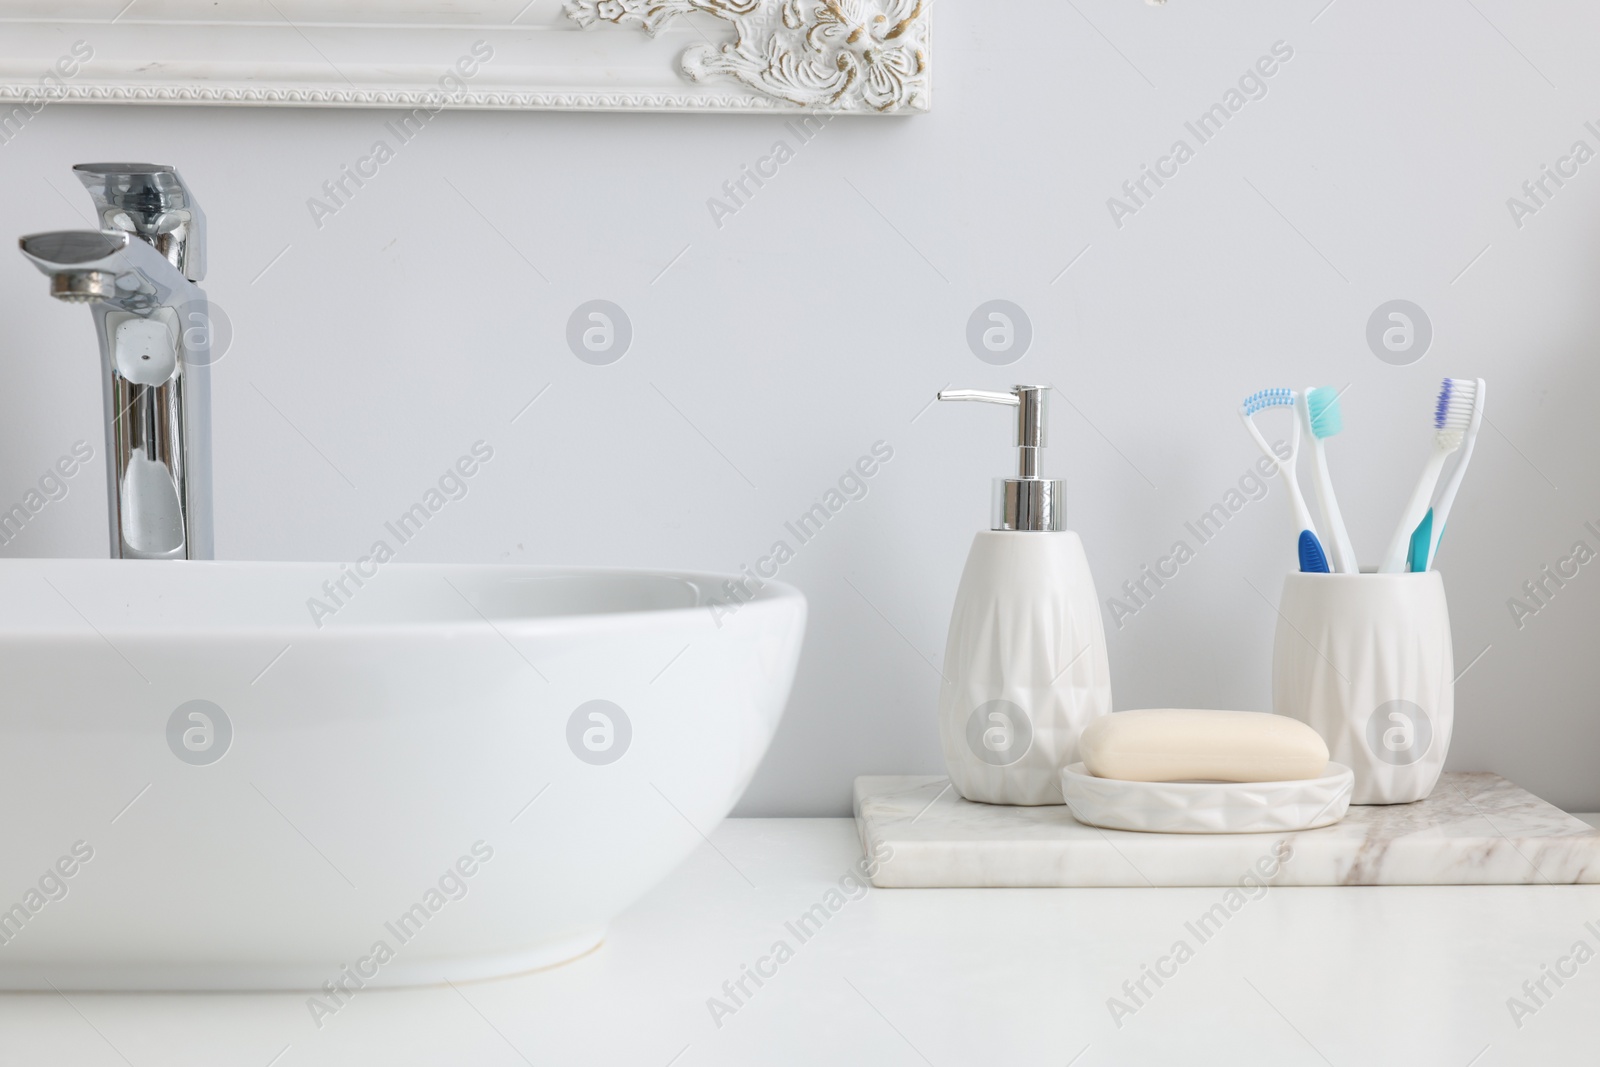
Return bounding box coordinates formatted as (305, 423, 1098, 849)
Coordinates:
(1306, 386, 1343, 438)
(1435, 377, 1476, 433)
(1433, 379, 1452, 428)
(1242, 388, 1295, 415)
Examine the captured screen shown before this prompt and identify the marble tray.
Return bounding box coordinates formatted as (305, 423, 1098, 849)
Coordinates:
(853, 772, 1600, 887)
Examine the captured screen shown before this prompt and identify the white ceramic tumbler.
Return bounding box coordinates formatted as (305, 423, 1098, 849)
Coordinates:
(1271, 572, 1453, 804)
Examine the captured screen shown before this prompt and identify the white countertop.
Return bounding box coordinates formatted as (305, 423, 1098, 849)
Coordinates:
(5, 817, 1599, 1066)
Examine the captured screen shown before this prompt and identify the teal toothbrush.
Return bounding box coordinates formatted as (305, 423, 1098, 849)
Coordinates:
(1381, 378, 1476, 573)
(1303, 386, 1358, 574)
(1407, 377, 1486, 571)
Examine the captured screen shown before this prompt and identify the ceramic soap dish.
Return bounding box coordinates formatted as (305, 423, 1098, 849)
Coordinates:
(1060, 762, 1354, 834)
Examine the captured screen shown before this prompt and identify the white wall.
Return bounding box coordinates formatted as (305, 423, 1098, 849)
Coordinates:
(2, 0, 1598, 814)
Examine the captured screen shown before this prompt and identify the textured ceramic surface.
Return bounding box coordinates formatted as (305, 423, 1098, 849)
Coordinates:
(853, 772, 1600, 886)
(1272, 571, 1453, 804)
(0, 560, 805, 990)
(1060, 762, 1353, 834)
(936, 530, 1112, 806)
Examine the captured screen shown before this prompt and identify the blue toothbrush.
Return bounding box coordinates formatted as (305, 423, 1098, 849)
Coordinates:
(1240, 389, 1330, 573)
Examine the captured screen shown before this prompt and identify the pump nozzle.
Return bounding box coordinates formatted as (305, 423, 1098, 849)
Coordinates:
(937, 384, 1063, 532)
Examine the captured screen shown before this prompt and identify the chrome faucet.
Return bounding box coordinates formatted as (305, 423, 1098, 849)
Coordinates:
(19, 164, 212, 560)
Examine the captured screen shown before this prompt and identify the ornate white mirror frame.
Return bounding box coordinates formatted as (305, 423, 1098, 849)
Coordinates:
(0, 0, 930, 115)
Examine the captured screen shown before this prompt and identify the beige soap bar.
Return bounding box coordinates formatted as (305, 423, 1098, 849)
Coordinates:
(1078, 709, 1329, 783)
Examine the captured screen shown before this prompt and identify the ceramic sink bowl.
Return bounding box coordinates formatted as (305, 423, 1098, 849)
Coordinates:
(0, 560, 805, 990)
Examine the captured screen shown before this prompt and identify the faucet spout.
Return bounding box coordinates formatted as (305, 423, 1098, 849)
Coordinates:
(18, 166, 213, 561)
(20, 229, 197, 311)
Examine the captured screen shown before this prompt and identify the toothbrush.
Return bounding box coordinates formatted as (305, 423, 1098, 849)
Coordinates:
(1406, 511, 1433, 574)
(1240, 389, 1329, 573)
(1408, 377, 1487, 571)
(1302, 386, 1359, 574)
(1379, 378, 1476, 573)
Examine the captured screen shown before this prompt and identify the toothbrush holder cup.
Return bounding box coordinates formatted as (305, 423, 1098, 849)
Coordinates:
(1271, 572, 1453, 805)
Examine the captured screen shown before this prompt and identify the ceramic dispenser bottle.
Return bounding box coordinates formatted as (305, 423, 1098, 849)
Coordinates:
(935, 385, 1112, 805)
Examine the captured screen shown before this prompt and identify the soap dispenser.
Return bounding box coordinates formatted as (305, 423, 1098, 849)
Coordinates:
(934, 385, 1112, 805)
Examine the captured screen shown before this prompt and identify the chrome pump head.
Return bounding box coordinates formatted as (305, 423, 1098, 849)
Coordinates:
(936, 384, 1064, 532)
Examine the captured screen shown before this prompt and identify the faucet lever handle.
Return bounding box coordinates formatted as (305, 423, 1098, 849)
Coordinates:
(73, 163, 205, 282)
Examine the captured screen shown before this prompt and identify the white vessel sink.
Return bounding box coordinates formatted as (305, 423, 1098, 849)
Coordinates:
(0, 560, 804, 991)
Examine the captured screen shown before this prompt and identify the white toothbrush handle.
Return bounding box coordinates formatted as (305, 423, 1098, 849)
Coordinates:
(1426, 436, 1475, 564)
(1242, 407, 1318, 545)
(1283, 468, 1318, 541)
(1427, 379, 1486, 565)
(1380, 448, 1450, 573)
(1310, 442, 1357, 573)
